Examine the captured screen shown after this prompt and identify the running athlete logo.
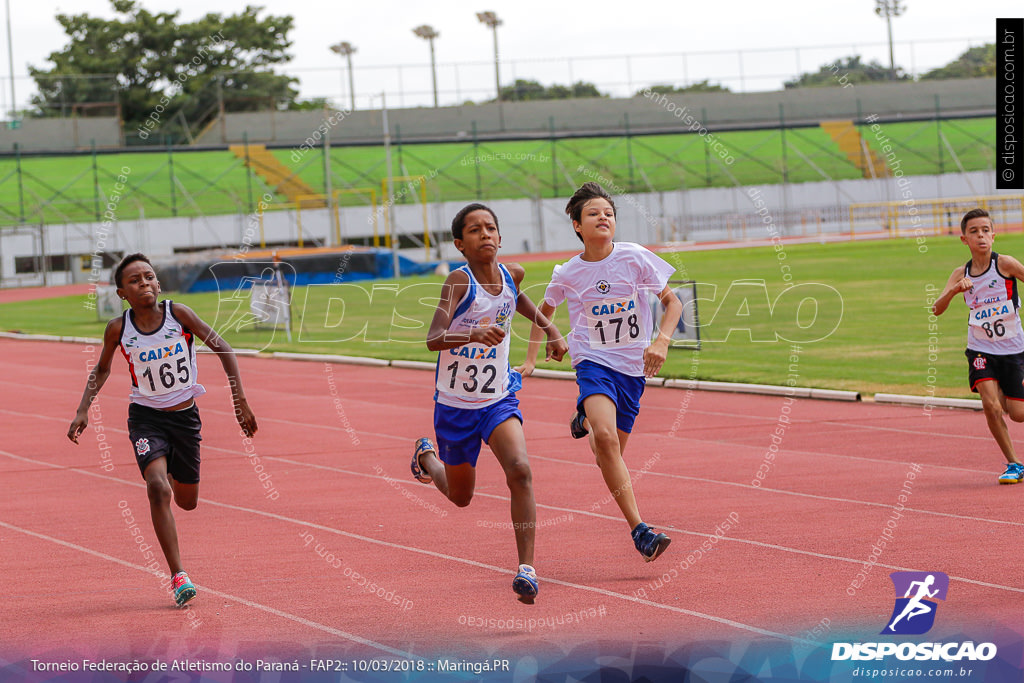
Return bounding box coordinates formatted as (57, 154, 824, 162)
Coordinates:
(595, 280, 610, 294)
(881, 571, 949, 635)
(135, 438, 151, 456)
(973, 356, 987, 370)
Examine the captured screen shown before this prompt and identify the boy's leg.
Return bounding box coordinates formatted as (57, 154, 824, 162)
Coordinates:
(487, 417, 535, 567)
(418, 448, 477, 507)
(168, 474, 199, 511)
(976, 381, 1022, 465)
(142, 457, 185, 575)
(583, 394, 643, 530)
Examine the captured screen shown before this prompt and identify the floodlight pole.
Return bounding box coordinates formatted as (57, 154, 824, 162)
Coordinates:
(5, 0, 14, 117)
(874, 0, 905, 80)
(476, 11, 504, 130)
(413, 25, 440, 108)
(329, 42, 357, 110)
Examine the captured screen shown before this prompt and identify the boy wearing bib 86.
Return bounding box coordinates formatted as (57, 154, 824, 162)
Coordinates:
(411, 204, 566, 603)
(932, 208, 1024, 484)
(68, 254, 258, 605)
(520, 182, 683, 562)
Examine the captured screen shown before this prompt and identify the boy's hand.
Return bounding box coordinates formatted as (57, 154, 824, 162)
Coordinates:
(545, 336, 568, 363)
(515, 360, 535, 376)
(643, 335, 671, 377)
(469, 325, 506, 346)
(233, 398, 258, 438)
(67, 411, 88, 444)
(953, 276, 973, 293)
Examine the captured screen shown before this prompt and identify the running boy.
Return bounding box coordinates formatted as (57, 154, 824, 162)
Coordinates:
(68, 253, 257, 605)
(932, 208, 1024, 484)
(519, 182, 682, 561)
(411, 203, 566, 602)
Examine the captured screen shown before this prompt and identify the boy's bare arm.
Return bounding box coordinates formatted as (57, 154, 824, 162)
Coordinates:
(644, 284, 683, 378)
(507, 263, 567, 367)
(173, 303, 257, 437)
(426, 270, 505, 350)
(68, 318, 121, 443)
(931, 266, 971, 316)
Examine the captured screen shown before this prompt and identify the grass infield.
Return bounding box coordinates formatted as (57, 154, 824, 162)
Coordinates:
(4, 232, 1015, 399)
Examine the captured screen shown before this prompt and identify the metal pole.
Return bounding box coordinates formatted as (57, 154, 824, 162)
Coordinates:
(5, 0, 14, 116)
(493, 26, 504, 130)
(347, 53, 356, 111)
(323, 116, 336, 245)
(429, 38, 438, 107)
(383, 93, 399, 278)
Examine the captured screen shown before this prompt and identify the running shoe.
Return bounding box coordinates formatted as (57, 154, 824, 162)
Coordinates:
(569, 411, 589, 439)
(172, 571, 197, 606)
(631, 523, 671, 562)
(512, 564, 538, 603)
(998, 462, 1024, 485)
(411, 437, 435, 484)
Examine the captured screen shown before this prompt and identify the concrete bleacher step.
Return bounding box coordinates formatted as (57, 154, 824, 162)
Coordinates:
(229, 144, 326, 207)
(820, 120, 889, 179)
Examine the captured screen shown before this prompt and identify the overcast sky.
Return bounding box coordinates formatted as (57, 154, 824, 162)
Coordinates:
(6, 1, 1019, 111)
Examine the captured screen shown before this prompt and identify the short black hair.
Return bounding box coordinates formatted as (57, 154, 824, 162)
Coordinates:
(960, 208, 992, 233)
(114, 253, 153, 288)
(565, 182, 616, 243)
(451, 203, 499, 240)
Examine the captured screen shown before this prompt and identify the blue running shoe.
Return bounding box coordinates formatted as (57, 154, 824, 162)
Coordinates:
(512, 564, 538, 603)
(998, 462, 1024, 485)
(411, 437, 435, 484)
(631, 523, 671, 562)
(172, 571, 196, 606)
(570, 411, 588, 439)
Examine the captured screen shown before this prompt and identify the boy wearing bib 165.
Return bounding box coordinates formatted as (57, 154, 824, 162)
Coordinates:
(520, 182, 683, 562)
(411, 204, 566, 603)
(68, 253, 258, 605)
(932, 208, 1024, 484)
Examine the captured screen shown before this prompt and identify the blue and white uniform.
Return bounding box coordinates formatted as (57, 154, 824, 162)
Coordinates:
(432, 264, 523, 466)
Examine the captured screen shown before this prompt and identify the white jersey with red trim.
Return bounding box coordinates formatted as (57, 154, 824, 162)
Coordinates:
(434, 264, 521, 409)
(120, 300, 207, 409)
(963, 253, 1024, 355)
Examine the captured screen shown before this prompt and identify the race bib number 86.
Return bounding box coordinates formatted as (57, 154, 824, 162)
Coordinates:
(584, 296, 642, 348)
(970, 302, 1020, 342)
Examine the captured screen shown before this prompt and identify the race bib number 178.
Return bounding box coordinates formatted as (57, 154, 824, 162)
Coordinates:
(584, 297, 642, 348)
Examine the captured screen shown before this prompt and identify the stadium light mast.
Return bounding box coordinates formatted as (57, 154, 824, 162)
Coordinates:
(874, 0, 905, 80)
(412, 25, 440, 108)
(5, 0, 15, 117)
(329, 42, 357, 110)
(476, 11, 504, 129)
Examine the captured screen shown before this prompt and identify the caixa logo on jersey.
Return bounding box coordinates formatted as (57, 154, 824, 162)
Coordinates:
(831, 572, 997, 662)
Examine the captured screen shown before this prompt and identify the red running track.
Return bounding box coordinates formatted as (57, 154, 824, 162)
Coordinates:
(1, 338, 1022, 662)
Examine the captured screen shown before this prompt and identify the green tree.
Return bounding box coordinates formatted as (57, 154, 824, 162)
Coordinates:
(921, 44, 995, 79)
(783, 55, 907, 88)
(637, 80, 730, 95)
(29, 0, 297, 142)
(499, 79, 606, 101)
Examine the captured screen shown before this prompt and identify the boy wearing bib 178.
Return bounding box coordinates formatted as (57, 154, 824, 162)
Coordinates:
(67, 254, 258, 605)
(411, 203, 566, 603)
(520, 182, 682, 562)
(932, 208, 1024, 484)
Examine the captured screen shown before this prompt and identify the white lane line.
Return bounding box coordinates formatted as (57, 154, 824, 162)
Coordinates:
(0, 519, 417, 659)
